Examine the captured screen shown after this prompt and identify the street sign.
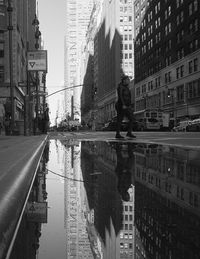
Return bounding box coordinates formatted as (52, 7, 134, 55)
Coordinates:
(26, 201, 48, 223)
(18, 82, 27, 87)
(32, 91, 48, 96)
(27, 50, 48, 72)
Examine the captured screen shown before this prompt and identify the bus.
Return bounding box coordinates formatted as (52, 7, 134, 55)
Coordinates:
(134, 109, 162, 131)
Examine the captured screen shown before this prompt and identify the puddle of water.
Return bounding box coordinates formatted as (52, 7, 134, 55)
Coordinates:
(10, 140, 200, 259)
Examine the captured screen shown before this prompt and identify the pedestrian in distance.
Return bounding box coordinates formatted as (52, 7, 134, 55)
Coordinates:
(115, 74, 136, 139)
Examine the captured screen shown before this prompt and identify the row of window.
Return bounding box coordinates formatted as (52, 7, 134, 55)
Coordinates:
(123, 223, 133, 231)
(121, 52, 133, 59)
(120, 232, 133, 239)
(136, 171, 199, 208)
(123, 34, 133, 41)
(138, 17, 198, 47)
(120, 16, 132, 23)
(120, 6, 132, 13)
(135, 0, 198, 38)
(120, 0, 133, 4)
(123, 214, 133, 221)
(120, 43, 133, 50)
(136, 42, 199, 79)
(164, 58, 198, 83)
(120, 242, 133, 249)
(137, 75, 200, 102)
(120, 25, 133, 33)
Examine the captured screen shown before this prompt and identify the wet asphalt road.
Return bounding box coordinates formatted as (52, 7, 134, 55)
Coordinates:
(49, 131, 200, 149)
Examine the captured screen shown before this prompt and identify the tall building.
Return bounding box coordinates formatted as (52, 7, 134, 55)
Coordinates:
(63, 142, 93, 258)
(64, 0, 93, 122)
(0, 0, 36, 131)
(134, 0, 200, 124)
(80, 0, 103, 128)
(92, 0, 135, 128)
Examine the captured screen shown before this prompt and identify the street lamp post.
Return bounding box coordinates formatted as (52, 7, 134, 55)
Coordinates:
(32, 14, 41, 134)
(167, 88, 177, 127)
(7, 0, 14, 134)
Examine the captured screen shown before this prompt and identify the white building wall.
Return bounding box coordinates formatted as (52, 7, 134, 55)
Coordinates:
(64, 0, 93, 121)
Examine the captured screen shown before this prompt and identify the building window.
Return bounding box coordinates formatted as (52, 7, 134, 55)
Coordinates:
(189, 0, 198, 16)
(176, 65, 184, 79)
(0, 65, 4, 82)
(189, 58, 198, 73)
(177, 47, 184, 59)
(165, 56, 171, 67)
(165, 71, 171, 83)
(155, 17, 161, 29)
(187, 79, 200, 98)
(176, 29, 184, 43)
(189, 18, 198, 34)
(165, 22, 171, 35)
(194, 58, 198, 71)
(0, 43, 4, 58)
(176, 11, 184, 25)
(189, 39, 199, 53)
(155, 32, 161, 43)
(155, 77, 161, 88)
(148, 11, 153, 22)
(176, 0, 183, 8)
(165, 39, 171, 52)
(165, 5, 171, 19)
(155, 2, 160, 14)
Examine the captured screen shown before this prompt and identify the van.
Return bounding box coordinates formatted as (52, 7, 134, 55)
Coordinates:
(172, 120, 192, 132)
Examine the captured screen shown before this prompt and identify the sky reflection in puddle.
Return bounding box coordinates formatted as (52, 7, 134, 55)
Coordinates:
(10, 139, 200, 259)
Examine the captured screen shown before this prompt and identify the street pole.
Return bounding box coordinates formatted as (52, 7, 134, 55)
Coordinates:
(168, 88, 177, 127)
(7, 0, 14, 134)
(32, 14, 41, 134)
(173, 88, 177, 127)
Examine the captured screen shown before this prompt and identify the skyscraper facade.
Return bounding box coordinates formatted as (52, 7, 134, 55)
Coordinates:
(64, 0, 93, 122)
(95, 0, 135, 127)
(134, 0, 200, 124)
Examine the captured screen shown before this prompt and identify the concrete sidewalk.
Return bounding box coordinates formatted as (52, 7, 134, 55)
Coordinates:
(0, 135, 48, 259)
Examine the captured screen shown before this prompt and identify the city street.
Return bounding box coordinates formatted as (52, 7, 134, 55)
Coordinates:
(1, 0, 200, 257)
(1, 131, 200, 258)
(50, 130, 200, 149)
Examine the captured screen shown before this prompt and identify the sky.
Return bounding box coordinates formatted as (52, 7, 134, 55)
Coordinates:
(38, 0, 66, 124)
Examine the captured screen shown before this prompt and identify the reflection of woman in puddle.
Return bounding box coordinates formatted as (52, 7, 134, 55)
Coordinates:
(114, 143, 135, 201)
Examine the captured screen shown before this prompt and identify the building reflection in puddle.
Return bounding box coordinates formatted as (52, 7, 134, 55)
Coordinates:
(81, 141, 136, 258)
(9, 140, 200, 259)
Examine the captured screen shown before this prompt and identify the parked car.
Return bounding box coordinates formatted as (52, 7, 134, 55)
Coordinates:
(172, 120, 192, 132)
(186, 118, 200, 132)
